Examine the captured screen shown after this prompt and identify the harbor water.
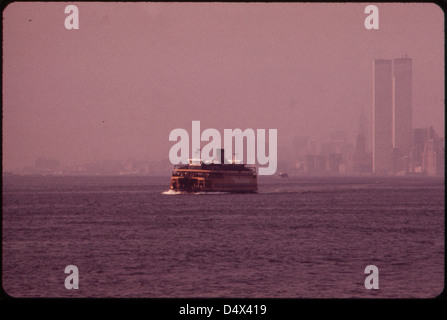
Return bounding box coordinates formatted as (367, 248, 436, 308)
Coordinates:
(2, 175, 444, 298)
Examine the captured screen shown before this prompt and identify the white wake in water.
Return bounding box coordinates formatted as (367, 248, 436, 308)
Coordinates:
(161, 190, 230, 195)
(162, 190, 187, 195)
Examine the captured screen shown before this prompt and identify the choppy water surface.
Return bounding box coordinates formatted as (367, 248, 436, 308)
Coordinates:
(2, 175, 444, 298)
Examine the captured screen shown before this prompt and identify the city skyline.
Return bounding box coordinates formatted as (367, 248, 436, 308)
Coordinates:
(2, 3, 444, 172)
(7, 122, 443, 177)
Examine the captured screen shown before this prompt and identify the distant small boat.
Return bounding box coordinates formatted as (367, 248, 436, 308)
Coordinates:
(278, 172, 289, 178)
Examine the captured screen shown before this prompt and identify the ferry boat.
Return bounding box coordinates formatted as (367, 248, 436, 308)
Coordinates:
(170, 149, 258, 193)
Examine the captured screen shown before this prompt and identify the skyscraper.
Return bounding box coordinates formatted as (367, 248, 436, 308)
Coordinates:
(373, 57, 413, 174)
(356, 105, 367, 153)
(393, 57, 413, 156)
(373, 59, 393, 174)
(353, 105, 372, 174)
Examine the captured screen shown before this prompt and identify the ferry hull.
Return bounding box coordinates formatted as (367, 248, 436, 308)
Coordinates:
(170, 175, 258, 193)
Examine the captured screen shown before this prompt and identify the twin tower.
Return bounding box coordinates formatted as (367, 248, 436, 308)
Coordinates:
(373, 57, 412, 174)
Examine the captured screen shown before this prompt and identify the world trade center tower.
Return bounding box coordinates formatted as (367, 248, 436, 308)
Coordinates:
(373, 57, 412, 174)
(373, 59, 393, 174)
(392, 57, 413, 156)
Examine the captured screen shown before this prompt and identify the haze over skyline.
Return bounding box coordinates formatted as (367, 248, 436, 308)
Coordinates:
(2, 2, 444, 172)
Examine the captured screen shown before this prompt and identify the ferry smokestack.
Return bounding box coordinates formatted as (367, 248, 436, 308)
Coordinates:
(217, 148, 225, 164)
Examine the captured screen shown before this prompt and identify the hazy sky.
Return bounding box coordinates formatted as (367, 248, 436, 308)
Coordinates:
(2, 2, 444, 170)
